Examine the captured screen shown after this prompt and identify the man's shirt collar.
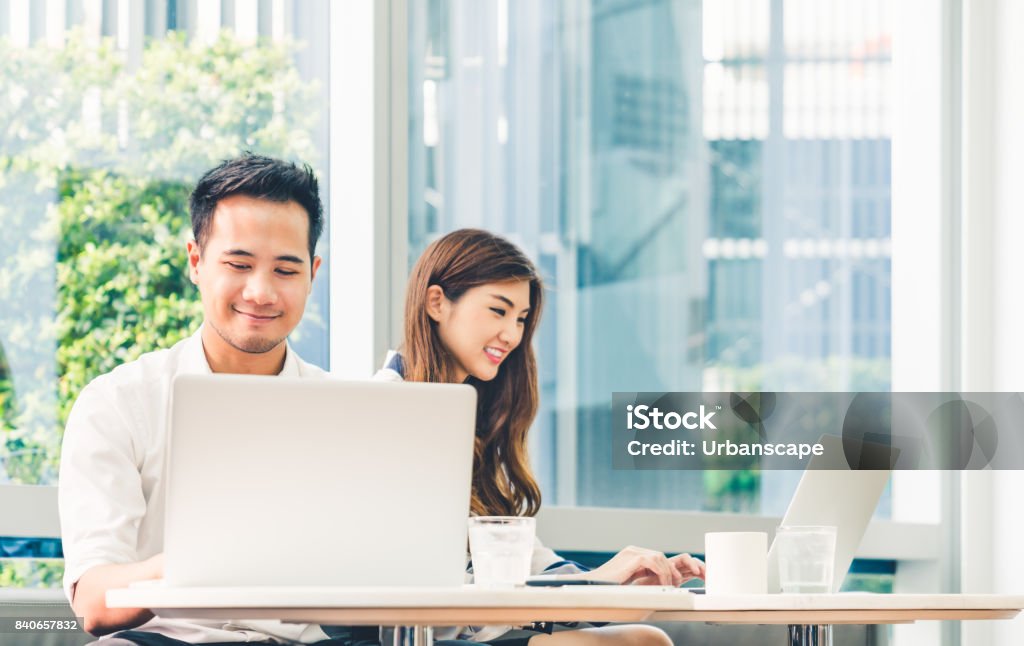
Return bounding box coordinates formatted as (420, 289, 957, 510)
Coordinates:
(181, 324, 300, 377)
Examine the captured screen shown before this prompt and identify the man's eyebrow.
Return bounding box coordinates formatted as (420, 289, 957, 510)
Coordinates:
(490, 294, 531, 313)
(223, 249, 304, 264)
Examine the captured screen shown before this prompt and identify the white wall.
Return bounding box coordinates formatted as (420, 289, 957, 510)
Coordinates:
(961, 0, 1024, 644)
(988, 0, 1024, 391)
(988, 0, 1024, 639)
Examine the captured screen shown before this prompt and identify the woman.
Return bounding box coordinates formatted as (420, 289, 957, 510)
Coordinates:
(376, 229, 704, 646)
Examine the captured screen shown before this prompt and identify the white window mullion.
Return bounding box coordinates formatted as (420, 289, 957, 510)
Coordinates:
(891, 1, 959, 645)
(329, 0, 401, 378)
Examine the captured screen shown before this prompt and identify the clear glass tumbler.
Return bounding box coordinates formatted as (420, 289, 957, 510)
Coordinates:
(467, 516, 536, 587)
(775, 525, 837, 593)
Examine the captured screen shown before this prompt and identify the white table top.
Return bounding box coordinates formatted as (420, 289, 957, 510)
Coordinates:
(106, 585, 1024, 627)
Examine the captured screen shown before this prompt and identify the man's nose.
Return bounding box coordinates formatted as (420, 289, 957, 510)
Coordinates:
(242, 273, 278, 306)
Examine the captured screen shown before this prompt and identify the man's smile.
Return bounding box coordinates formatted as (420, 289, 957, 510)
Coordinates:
(232, 306, 281, 322)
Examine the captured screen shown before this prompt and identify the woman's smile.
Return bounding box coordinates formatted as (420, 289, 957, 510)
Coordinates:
(484, 346, 506, 364)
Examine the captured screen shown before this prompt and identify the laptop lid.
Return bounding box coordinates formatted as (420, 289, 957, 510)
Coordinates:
(765, 434, 892, 593)
(163, 375, 476, 587)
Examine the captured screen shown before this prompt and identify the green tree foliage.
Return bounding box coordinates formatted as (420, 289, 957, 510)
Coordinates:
(0, 559, 64, 588)
(54, 171, 203, 432)
(0, 31, 319, 488)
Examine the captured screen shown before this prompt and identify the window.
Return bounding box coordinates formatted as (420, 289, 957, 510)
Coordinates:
(0, 0, 330, 586)
(407, 0, 893, 515)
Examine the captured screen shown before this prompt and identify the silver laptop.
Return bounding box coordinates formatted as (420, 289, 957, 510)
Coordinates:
(765, 434, 893, 593)
(163, 375, 476, 587)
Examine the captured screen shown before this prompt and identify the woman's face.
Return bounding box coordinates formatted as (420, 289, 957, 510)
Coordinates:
(427, 279, 532, 382)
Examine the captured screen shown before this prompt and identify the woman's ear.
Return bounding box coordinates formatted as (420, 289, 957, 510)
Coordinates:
(425, 285, 447, 323)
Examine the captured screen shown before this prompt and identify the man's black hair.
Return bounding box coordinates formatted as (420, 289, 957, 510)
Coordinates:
(189, 153, 323, 262)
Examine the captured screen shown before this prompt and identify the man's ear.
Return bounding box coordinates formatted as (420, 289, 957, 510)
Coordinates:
(309, 255, 323, 292)
(425, 285, 447, 323)
(186, 239, 202, 286)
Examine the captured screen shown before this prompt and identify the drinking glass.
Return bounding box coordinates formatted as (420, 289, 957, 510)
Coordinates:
(467, 516, 535, 587)
(775, 526, 837, 593)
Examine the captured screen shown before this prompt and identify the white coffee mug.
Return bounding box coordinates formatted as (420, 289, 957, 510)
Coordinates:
(704, 531, 768, 594)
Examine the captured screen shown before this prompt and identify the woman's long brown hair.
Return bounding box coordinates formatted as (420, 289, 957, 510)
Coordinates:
(402, 229, 543, 517)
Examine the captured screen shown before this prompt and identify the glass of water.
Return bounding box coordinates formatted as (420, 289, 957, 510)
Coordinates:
(775, 526, 837, 593)
(468, 516, 536, 587)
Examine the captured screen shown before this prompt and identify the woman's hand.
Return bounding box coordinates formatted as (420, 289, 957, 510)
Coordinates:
(583, 546, 705, 586)
(627, 552, 705, 586)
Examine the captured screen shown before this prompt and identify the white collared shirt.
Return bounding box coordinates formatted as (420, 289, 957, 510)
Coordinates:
(58, 327, 330, 644)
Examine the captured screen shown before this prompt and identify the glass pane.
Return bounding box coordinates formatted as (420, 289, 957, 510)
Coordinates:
(408, 0, 893, 516)
(0, 3, 330, 584)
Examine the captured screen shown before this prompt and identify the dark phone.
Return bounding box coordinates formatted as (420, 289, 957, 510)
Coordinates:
(525, 579, 621, 587)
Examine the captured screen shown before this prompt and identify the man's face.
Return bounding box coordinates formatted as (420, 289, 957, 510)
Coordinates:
(187, 194, 321, 355)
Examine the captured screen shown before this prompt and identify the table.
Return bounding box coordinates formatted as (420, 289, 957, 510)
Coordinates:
(107, 585, 1024, 646)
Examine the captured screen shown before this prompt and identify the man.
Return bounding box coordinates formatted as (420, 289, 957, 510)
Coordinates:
(59, 154, 363, 645)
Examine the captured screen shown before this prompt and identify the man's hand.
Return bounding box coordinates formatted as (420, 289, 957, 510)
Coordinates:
(73, 553, 164, 636)
(581, 546, 705, 586)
